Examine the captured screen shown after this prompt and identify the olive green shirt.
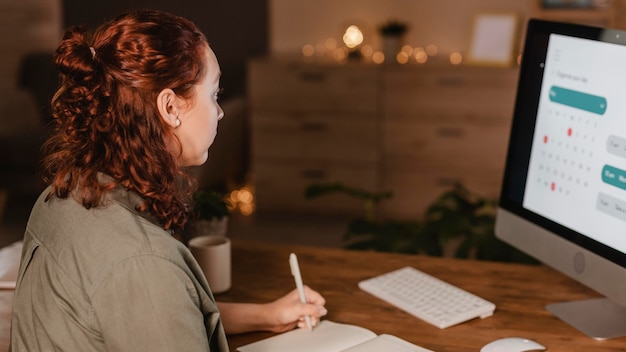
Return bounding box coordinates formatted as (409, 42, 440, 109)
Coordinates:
(10, 185, 229, 351)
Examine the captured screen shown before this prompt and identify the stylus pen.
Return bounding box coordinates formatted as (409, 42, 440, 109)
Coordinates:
(289, 252, 313, 331)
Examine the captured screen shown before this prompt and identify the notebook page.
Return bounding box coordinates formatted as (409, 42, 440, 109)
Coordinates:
(340, 334, 434, 352)
(237, 320, 376, 352)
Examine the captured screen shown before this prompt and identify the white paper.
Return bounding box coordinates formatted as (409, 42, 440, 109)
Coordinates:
(0, 241, 22, 289)
(341, 334, 434, 352)
(237, 320, 433, 352)
(237, 321, 376, 352)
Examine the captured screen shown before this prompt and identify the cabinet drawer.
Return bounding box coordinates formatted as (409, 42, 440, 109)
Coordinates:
(384, 66, 518, 123)
(382, 167, 504, 219)
(251, 112, 379, 163)
(248, 60, 379, 113)
(384, 121, 510, 171)
(252, 160, 379, 215)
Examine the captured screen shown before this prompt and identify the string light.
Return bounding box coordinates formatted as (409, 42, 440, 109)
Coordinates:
(396, 51, 410, 64)
(450, 52, 463, 65)
(302, 44, 315, 57)
(343, 25, 364, 49)
(415, 50, 428, 64)
(228, 187, 255, 216)
(372, 51, 385, 64)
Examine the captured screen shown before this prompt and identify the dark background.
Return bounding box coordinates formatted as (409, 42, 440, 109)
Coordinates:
(63, 0, 269, 101)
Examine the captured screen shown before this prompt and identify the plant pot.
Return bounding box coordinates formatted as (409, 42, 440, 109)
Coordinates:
(382, 35, 403, 62)
(187, 217, 229, 239)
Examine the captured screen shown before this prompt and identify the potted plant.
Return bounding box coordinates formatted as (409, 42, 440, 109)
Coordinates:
(418, 183, 536, 263)
(305, 182, 426, 254)
(305, 182, 537, 264)
(183, 189, 230, 245)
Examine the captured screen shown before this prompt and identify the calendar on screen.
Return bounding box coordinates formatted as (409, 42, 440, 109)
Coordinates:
(524, 33, 626, 252)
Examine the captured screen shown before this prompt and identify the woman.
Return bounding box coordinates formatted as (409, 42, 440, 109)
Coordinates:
(10, 9, 326, 352)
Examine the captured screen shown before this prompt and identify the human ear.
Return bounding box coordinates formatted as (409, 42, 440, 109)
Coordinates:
(156, 88, 182, 128)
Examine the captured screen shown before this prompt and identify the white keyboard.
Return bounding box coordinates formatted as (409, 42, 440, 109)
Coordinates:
(358, 266, 495, 329)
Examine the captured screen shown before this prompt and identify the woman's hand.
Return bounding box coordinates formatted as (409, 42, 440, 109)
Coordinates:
(263, 285, 327, 332)
(217, 286, 327, 334)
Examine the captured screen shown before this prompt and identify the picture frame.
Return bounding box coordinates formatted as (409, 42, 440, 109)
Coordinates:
(466, 13, 520, 67)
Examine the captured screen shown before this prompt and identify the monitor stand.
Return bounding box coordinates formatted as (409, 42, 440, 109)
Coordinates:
(546, 297, 626, 340)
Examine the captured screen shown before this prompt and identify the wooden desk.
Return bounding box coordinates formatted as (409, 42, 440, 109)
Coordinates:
(219, 240, 626, 352)
(1, 240, 625, 351)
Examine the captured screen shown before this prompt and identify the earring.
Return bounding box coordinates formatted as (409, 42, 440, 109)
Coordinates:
(175, 118, 181, 127)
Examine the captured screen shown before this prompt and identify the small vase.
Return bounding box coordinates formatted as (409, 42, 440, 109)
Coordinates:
(382, 35, 403, 63)
(191, 217, 229, 237)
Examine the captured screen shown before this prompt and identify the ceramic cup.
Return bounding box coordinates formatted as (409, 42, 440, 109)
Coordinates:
(188, 235, 231, 294)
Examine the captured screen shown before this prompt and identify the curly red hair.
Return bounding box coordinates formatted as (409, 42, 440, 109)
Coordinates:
(42, 10, 209, 230)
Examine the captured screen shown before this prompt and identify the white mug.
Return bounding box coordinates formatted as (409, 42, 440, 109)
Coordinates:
(188, 235, 231, 294)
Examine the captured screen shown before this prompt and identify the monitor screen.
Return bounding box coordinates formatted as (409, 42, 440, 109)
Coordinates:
(496, 19, 626, 340)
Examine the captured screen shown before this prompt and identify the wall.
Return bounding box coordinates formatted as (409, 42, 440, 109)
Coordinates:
(0, 0, 61, 121)
(63, 0, 268, 100)
(270, 0, 531, 57)
(0, 0, 61, 93)
(0, 0, 61, 194)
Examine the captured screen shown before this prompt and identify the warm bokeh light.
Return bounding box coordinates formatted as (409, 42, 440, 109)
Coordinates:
(228, 187, 255, 216)
(425, 44, 438, 56)
(396, 51, 410, 64)
(360, 44, 374, 58)
(302, 44, 315, 57)
(239, 203, 254, 216)
(415, 50, 428, 64)
(315, 42, 326, 56)
(343, 25, 364, 49)
(372, 51, 385, 64)
(325, 38, 338, 51)
(333, 48, 347, 61)
(449, 52, 463, 65)
(236, 189, 253, 204)
(401, 44, 414, 55)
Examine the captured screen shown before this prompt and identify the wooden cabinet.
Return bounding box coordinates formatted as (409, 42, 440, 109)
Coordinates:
(248, 60, 381, 215)
(381, 65, 518, 218)
(248, 59, 519, 218)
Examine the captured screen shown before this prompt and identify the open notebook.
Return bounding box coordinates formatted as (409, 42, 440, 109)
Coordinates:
(0, 241, 22, 289)
(237, 320, 433, 352)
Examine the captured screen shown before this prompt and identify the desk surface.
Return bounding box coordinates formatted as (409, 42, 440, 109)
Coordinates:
(1, 240, 625, 351)
(220, 240, 626, 352)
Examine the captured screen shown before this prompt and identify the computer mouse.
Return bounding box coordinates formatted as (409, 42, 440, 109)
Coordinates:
(480, 337, 546, 352)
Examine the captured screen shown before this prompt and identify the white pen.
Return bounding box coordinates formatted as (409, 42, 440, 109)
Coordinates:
(289, 252, 313, 331)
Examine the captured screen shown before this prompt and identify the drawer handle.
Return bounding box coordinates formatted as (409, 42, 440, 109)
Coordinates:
(437, 127, 465, 138)
(300, 122, 328, 132)
(301, 169, 327, 180)
(299, 72, 327, 82)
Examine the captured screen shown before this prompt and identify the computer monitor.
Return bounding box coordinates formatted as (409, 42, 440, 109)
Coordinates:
(496, 18, 626, 340)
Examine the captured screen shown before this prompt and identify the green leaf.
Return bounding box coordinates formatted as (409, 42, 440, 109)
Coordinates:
(304, 180, 536, 264)
(193, 190, 229, 220)
(304, 182, 392, 203)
